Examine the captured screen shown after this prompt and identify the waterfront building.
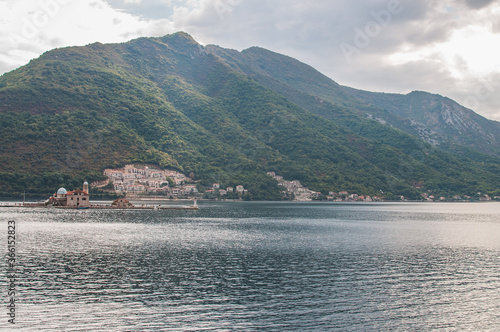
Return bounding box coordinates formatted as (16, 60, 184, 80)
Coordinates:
(112, 198, 133, 208)
(47, 181, 90, 207)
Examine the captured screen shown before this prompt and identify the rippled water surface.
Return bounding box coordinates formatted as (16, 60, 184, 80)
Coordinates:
(2, 202, 500, 331)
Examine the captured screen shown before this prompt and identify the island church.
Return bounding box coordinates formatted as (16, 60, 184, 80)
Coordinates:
(47, 181, 90, 207)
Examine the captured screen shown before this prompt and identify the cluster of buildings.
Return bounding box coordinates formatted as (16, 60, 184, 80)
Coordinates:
(422, 192, 498, 202)
(206, 183, 247, 197)
(327, 192, 380, 202)
(102, 165, 249, 198)
(267, 172, 319, 201)
(267, 172, 381, 201)
(103, 165, 195, 196)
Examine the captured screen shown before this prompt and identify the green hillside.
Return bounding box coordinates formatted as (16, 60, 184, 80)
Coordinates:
(0, 32, 499, 199)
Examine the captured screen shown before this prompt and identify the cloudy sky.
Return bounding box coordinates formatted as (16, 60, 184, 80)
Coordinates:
(1, 0, 500, 121)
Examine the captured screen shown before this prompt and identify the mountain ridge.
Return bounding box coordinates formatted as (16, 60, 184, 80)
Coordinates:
(206, 42, 500, 156)
(340, 87, 500, 155)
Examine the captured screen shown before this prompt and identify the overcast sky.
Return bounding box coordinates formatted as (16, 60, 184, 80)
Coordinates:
(1, 0, 500, 121)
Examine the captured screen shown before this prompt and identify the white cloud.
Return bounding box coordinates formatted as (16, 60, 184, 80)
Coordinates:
(320, 0, 500, 120)
(0, 0, 175, 74)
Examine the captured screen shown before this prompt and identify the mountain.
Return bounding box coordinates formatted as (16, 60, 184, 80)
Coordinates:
(0, 32, 499, 199)
(206, 45, 500, 157)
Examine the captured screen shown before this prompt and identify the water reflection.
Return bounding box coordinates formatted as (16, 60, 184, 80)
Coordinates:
(3, 202, 500, 331)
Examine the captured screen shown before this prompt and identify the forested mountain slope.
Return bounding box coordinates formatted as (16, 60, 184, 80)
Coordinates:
(0, 32, 499, 199)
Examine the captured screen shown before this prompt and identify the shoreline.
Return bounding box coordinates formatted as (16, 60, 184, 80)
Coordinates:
(1, 200, 498, 208)
(0, 202, 199, 210)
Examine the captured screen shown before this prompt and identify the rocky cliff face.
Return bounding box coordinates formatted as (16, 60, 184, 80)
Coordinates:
(340, 89, 500, 156)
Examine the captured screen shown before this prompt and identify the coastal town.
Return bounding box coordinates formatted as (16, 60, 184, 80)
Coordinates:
(96, 165, 385, 202)
(90, 165, 500, 202)
(103, 165, 197, 197)
(266, 172, 382, 202)
(100, 164, 249, 199)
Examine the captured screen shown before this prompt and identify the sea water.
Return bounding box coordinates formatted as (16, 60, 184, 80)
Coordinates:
(1, 202, 499, 331)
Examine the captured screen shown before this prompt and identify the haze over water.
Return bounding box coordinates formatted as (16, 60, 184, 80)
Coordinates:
(2, 202, 500, 331)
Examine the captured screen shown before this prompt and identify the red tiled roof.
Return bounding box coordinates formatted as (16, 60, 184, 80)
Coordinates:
(67, 190, 88, 195)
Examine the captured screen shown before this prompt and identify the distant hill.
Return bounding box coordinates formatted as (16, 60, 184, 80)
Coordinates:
(0, 32, 499, 199)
